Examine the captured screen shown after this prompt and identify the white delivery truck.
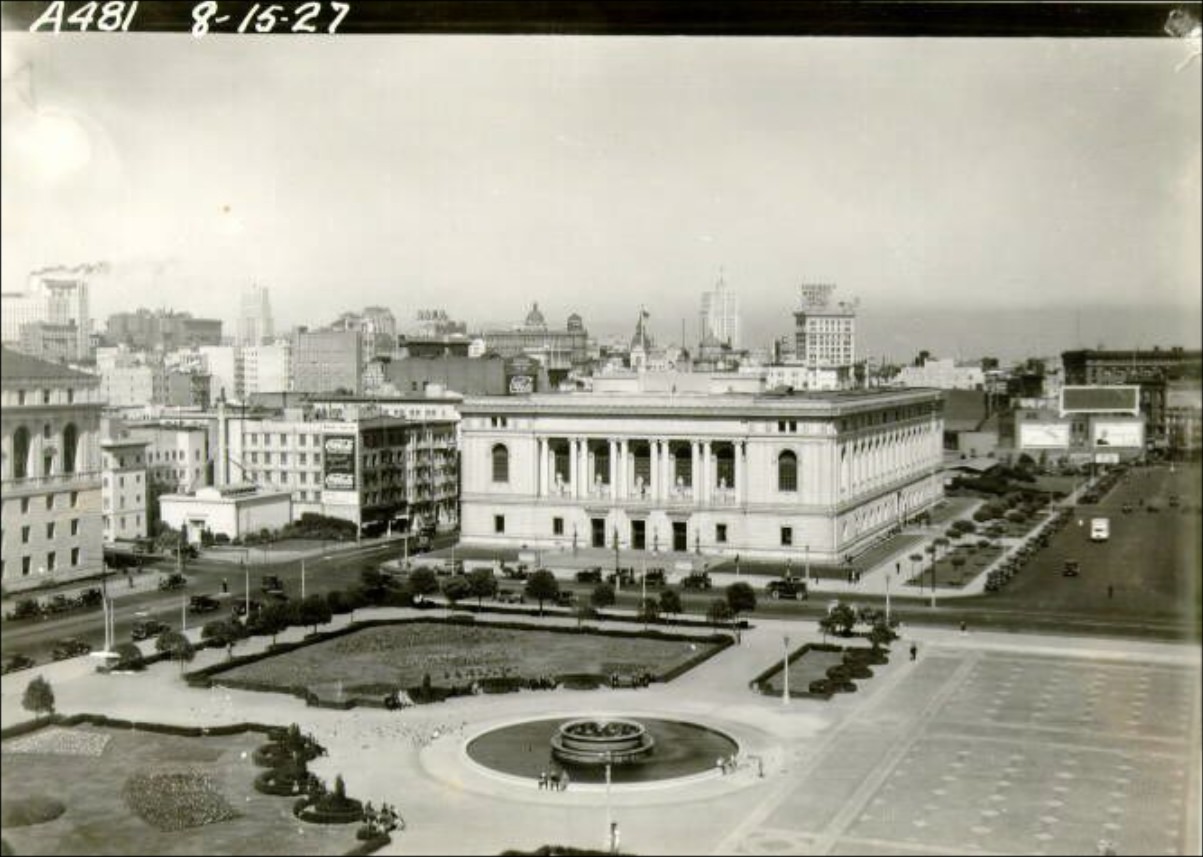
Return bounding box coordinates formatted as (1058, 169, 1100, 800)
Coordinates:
(1090, 518, 1110, 542)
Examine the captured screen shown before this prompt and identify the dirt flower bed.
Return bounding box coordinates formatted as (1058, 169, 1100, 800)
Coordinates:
(122, 770, 237, 831)
(2, 727, 110, 757)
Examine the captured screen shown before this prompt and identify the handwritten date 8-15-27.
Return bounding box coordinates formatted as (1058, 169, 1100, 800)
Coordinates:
(27, 2, 352, 34)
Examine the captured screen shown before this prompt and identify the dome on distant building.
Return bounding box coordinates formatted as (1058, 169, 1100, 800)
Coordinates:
(524, 302, 547, 329)
(566, 312, 583, 332)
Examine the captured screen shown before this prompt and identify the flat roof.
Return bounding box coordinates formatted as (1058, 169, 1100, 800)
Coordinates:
(462, 388, 942, 418)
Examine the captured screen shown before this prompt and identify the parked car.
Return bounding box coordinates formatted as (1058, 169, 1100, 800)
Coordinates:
(1, 653, 35, 674)
(260, 575, 285, 595)
(502, 564, 529, 581)
(51, 637, 92, 660)
(495, 590, 524, 604)
(232, 599, 263, 618)
(642, 568, 667, 588)
(605, 567, 636, 587)
(681, 571, 713, 591)
(554, 591, 576, 607)
(131, 619, 169, 641)
(575, 567, 603, 583)
(1063, 559, 1080, 577)
(1121, 503, 1133, 514)
(188, 595, 221, 614)
(158, 572, 187, 591)
(6, 598, 42, 621)
(1168, 494, 1180, 507)
(765, 578, 808, 600)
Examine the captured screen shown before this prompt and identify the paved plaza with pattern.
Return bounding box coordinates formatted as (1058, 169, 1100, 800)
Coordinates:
(1, 610, 1199, 856)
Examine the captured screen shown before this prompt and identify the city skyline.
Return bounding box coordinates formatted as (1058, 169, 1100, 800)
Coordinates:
(1, 33, 1199, 361)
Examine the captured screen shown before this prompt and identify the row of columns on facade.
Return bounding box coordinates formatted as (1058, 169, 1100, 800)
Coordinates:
(536, 437, 745, 505)
(839, 424, 942, 492)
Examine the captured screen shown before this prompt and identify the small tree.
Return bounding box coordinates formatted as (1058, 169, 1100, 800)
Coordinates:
(156, 631, 195, 673)
(590, 582, 616, 611)
(22, 675, 55, 718)
(868, 621, 898, 651)
(408, 567, 439, 601)
(112, 641, 145, 671)
(575, 603, 598, 628)
(725, 581, 757, 618)
(201, 619, 244, 659)
(950, 554, 968, 584)
(524, 569, 560, 616)
(828, 602, 857, 637)
(252, 600, 294, 645)
(298, 593, 333, 634)
(706, 599, 734, 628)
(441, 575, 472, 607)
(909, 552, 923, 579)
(467, 568, 498, 606)
(658, 588, 682, 621)
(638, 597, 660, 629)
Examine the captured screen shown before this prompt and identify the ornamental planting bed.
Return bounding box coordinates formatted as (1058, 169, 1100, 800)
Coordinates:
(211, 620, 723, 705)
(0, 724, 359, 856)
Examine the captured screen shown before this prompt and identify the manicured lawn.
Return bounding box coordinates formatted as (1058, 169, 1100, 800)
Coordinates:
(905, 545, 1005, 588)
(0, 725, 356, 856)
(216, 622, 720, 700)
(758, 648, 846, 696)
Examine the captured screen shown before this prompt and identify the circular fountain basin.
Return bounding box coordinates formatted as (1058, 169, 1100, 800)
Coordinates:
(550, 718, 655, 765)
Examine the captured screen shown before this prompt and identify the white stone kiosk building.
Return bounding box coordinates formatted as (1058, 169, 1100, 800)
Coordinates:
(459, 388, 944, 563)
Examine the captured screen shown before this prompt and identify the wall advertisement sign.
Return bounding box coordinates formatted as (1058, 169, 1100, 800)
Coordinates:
(322, 435, 357, 491)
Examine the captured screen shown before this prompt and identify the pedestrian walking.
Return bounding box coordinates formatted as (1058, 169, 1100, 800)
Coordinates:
(960, 620, 967, 634)
(910, 642, 918, 661)
(222, 578, 229, 594)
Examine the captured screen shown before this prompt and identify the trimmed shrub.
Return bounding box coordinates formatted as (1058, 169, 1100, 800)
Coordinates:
(0, 795, 66, 828)
(479, 676, 524, 694)
(843, 661, 873, 680)
(555, 673, 605, 690)
(826, 664, 852, 682)
(808, 679, 833, 695)
(252, 742, 291, 768)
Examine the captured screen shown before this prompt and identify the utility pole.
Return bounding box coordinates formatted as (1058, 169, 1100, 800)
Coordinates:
(301, 557, 306, 600)
(782, 634, 790, 704)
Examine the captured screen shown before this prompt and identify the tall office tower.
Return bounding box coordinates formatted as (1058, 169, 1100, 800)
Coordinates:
(237, 284, 274, 346)
(699, 272, 740, 349)
(2, 264, 98, 358)
(793, 284, 857, 369)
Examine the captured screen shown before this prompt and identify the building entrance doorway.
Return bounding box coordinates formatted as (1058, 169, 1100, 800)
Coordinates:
(672, 521, 688, 552)
(591, 518, 606, 548)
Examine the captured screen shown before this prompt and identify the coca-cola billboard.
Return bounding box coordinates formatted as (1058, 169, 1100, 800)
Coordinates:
(322, 435, 356, 491)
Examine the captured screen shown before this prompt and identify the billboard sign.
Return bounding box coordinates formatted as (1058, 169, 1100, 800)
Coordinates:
(322, 435, 357, 491)
(1019, 422, 1071, 449)
(505, 355, 537, 396)
(1061, 386, 1140, 416)
(1091, 420, 1144, 448)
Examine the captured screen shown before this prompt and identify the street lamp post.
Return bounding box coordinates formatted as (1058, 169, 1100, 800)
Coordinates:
(613, 527, 620, 592)
(604, 750, 614, 853)
(782, 634, 791, 704)
(243, 557, 249, 621)
(301, 558, 306, 601)
(181, 594, 187, 634)
(804, 545, 810, 587)
(885, 572, 891, 626)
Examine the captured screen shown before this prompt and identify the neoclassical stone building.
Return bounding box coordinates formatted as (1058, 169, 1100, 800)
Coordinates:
(459, 388, 944, 563)
(1, 348, 105, 589)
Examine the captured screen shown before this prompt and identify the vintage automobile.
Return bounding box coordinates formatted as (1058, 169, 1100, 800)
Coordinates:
(1063, 559, 1080, 577)
(51, 638, 92, 660)
(575, 567, 603, 583)
(260, 575, 285, 595)
(681, 571, 713, 591)
(765, 578, 808, 600)
(188, 595, 221, 614)
(131, 619, 170, 641)
(642, 568, 667, 588)
(158, 572, 187, 591)
(1, 653, 35, 674)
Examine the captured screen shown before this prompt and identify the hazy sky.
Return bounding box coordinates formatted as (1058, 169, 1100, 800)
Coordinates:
(2, 32, 1199, 360)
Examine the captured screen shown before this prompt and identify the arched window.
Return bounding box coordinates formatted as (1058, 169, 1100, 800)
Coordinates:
(491, 443, 509, 483)
(12, 426, 30, 479)
(62, 424, 78, 474)
(778, 450, 797, 492)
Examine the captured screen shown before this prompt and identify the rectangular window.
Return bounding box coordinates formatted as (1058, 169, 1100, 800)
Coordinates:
(21, 526, 30, 544)
(493, 515, 505, 534)
(280, 453, 288, 465)
(279, 433, 287, 445)
(46, 522, 55, 539)
(45, 495, 53, 510)
(22, 556, 31, 576)
(631, 519, 646, 550)
(716, 523, 728, 544)
(71, 519, 79, 536)
(120, 516, 126, 528)
(47, 551, 56, 571)
(119, 476, 125, 488)
(70, 491, 78, 508)
(780, 526, 793, 547)
(21, 498, 29, 513)
(591, 517, 607, 548)
(71, 547, 80, 566)
(553, 517, 564, 536)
